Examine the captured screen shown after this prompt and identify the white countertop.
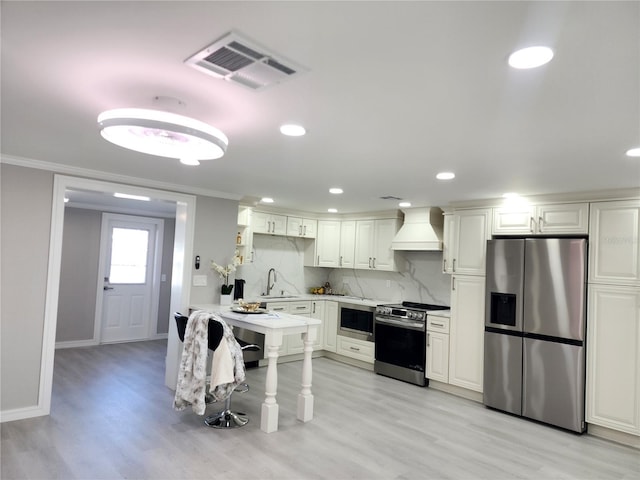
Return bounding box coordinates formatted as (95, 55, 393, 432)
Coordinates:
(258, 294, 380, 308)
(190, 303, 322, 330)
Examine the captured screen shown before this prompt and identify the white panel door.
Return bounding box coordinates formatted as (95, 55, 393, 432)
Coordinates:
(100, 215, 162, 343)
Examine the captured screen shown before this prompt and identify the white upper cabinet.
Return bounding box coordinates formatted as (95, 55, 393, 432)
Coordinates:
(339, 220, 356, 269)
(252, 211, 287, 235)
(314, 220, 341, 267)
(354, 218, 400, 271)
(287, 217, 317, 238)
(447, 208, 492, 276)
(493, 203, 589, 235)
(589, 200, 640, 285)
(442, 212, 455, 274)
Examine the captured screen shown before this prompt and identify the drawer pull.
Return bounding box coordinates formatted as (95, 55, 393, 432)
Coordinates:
(430, 322, 445, 327)
(349, 346, 360, 352)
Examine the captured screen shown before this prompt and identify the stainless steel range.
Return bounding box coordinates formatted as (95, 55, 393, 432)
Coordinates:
(375, 301, 450, 386)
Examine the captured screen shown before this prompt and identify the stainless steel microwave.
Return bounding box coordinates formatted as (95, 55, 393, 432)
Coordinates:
(339, 304, 375, 342)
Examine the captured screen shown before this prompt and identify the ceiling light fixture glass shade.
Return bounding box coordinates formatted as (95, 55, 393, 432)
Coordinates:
(508, 46, 554, 69)
(97, 109, 228, 163)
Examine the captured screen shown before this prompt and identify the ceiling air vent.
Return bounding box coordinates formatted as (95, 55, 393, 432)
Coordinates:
(185, 31, 308, 91)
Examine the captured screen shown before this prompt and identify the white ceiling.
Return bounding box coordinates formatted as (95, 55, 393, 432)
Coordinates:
(2, 1, 639, 214)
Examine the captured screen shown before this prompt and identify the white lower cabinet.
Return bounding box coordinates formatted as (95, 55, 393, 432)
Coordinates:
(448, 275, 485, 392)
(426, 314, 450, 383)
(337, 335, 374, 363)
(323, 301, 338, 352)
(586, 284, 640, 436)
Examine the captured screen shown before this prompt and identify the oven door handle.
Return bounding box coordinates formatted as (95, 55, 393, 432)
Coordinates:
(375, 316, 424, 331)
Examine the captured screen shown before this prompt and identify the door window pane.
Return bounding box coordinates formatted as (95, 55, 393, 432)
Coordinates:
(109, 227, 149, 284)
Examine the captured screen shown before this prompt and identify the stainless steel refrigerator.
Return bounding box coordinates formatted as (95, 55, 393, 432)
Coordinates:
(483, 238, 587, 433)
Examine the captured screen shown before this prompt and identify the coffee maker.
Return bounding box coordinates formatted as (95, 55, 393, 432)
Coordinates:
(233, 279, 245, 300)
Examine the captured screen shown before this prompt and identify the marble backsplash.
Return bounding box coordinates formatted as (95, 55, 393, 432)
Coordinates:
(234, 234, 452, 307)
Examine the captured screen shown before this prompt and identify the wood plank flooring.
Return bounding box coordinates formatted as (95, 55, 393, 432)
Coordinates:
(2, 340, 638, 479)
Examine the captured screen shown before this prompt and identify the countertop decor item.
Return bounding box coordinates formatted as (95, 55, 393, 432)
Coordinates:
(211, 251, 241, 295)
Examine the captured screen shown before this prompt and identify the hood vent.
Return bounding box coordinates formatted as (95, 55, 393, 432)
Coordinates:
(185, 31, 308, 91)
(391, 207, 444, 251)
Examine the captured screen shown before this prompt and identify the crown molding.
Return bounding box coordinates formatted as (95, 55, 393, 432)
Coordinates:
(0, 154, 243, 201)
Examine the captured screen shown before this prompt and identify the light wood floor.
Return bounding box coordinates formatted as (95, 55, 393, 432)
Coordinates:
(2, 340, 638, 479)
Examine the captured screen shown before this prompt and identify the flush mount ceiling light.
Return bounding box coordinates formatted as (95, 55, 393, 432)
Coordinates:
(329, 187, 343, 194)
(328, 208, 338, 213)
(97, 108, 228, 165)
(399, 202, 412, 208)
(261, 197, 274, 204)
(508, 46, 554, 69)
(280, 124, 306, 136)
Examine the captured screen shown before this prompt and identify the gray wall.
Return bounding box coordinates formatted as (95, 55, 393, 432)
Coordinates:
(189, 195, 239, 305)
(0, 162, 237, 415)
(56, 208, 102, 342)
(1, 164, 54, 411)
(56, 208, 176, 343)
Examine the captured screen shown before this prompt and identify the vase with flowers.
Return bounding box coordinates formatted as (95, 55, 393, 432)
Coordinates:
(211, 251, 241, 305)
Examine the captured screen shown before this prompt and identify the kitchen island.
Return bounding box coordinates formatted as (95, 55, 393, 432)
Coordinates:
(190, 303, 321, 433)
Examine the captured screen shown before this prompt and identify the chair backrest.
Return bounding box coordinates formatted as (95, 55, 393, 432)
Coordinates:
(174, 312, 224, 351)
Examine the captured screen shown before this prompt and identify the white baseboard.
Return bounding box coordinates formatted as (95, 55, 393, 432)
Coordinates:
(0, 404, 48, 423)
(55, 339, 99, 349)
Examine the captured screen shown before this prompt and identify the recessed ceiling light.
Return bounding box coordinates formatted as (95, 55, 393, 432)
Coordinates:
(436, 172, 455, 180)
(508, 46, 554, 69)
(329, 187, 343, 194)
(261, 197, 274, 204)
(280, 124, 306, 136)
(114, 193, 151, 201)
(626, 147, 640, 157)
(328, 208, 338, 213)
(399, 202, 412, 207)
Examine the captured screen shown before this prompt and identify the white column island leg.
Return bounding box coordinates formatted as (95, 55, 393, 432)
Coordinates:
(261, 330, 283, 433)
(297, 328, 317, 422)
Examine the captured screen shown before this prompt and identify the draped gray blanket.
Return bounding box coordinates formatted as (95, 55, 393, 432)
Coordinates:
(173, 311, 246, 415)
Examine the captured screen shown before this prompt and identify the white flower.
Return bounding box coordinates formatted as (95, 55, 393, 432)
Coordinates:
(210, 251, 241, 285)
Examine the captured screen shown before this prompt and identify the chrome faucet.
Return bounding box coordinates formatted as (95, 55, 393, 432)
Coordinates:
(266, 268, 277, 295)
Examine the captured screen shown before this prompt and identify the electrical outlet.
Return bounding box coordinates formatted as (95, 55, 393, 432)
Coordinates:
(193, 275, 207, 286)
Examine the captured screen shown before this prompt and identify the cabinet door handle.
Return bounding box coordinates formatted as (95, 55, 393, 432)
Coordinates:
(295, 306, 306, 310)
(427, 333, 430, 346)
(273, 307, 286, 311)
(349, 346, 360, 352)
(368, 257, 373, 268)
(317, 255, 320, 266)
(452, 276, 456, 291)
(443, 259, 447, 272)
(538, 216, 544, 232)
(339, 256, 343, 267)
(299, 225, 303, 236)
(267, 221, 272, 233)
(303, 225, 307, 236)
(452, 259, 456, 272)
(312, 303, 316, 314)
(430, 322, 445, 327)
(529, 217, 535, 233)
(372, 257, 376, 269)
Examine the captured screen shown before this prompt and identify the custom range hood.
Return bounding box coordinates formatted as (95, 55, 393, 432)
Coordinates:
(391, 207, 444, 251)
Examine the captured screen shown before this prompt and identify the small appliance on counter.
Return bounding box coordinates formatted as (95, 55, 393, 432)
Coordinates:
(233, 279, 245, 300)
